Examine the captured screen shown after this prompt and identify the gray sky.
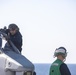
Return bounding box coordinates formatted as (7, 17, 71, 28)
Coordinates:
(0, 0, 76, 63)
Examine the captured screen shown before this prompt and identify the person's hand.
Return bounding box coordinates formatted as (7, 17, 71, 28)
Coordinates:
(0, 32, 9, 41)
(0, 29, 5, 32)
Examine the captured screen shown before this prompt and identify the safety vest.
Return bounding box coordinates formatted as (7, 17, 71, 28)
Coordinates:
(49, 59, 63, 75)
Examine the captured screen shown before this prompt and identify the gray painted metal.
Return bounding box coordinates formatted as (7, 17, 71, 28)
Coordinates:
(0, 48, 35, 75)
(0, 31, 35, 75)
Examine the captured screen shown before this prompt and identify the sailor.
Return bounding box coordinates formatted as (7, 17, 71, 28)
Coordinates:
(49, 47, 71, 75)
(0, 23, 23, 53)
(6, 23, 23, 53)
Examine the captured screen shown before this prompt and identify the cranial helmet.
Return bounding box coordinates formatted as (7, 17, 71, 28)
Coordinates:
(54, 47, 67, 58)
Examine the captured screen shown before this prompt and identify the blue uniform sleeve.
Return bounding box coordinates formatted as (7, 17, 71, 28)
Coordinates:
(60, 63, 71, 75)
(9, 32, 22, 52)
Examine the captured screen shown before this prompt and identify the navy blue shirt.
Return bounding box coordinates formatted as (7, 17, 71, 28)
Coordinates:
(5, 29, 22, 52)
(60, 63, 71, 75)
(9, 31, 22, 52)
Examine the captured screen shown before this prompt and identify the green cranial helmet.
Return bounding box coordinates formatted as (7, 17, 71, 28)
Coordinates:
(54, 47, 67, 58)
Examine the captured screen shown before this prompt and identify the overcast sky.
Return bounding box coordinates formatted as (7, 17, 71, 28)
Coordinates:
(0, 0, 76, 63)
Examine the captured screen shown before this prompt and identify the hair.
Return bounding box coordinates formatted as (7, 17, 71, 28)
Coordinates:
(8, 23, 19, 31)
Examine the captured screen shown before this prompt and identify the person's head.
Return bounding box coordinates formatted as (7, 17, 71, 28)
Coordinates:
(54, 47, 67, 61)
(8, 23, 19, 35)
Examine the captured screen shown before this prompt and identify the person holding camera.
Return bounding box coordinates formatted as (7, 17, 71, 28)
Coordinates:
(0, 23, 23, 53)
